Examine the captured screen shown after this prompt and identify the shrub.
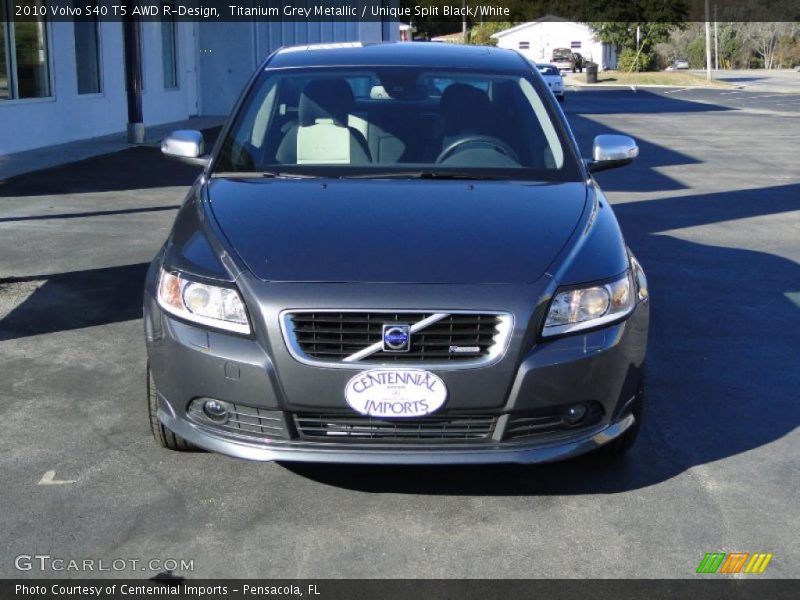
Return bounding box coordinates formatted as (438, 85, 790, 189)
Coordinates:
(617, 48, 655, 72)
(653, 42, 677, 70)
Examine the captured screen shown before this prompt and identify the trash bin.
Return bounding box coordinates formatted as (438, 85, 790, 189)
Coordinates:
(585, 63, 598, 84)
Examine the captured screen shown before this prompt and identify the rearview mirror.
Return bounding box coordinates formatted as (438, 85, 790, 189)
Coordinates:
(161, 130, 209, 168)
(587, 135, 639, 173)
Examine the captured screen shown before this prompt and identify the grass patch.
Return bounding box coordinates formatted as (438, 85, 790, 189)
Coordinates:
(565, 71, 731, 87)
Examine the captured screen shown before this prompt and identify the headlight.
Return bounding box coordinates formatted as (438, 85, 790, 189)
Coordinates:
(542, 272, 636, 337)
(157, 267, 251, 335)
(630, 254, 649, 302)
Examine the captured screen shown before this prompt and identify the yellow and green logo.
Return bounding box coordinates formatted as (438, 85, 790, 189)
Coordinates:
(696, 552, 773, 574)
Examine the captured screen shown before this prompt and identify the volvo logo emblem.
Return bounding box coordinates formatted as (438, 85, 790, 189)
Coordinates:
(382, 324, 411, 352)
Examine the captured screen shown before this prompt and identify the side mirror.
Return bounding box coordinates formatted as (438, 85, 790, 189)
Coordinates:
(161, 130, 209, 168)
(587, 134, 639, 173)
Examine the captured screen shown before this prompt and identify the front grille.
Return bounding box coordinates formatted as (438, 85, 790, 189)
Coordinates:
(285, 311, 508, 365)
(187, 400, 289, 440)
(293, 413, 497, 443)
(504, 403, 604, 440)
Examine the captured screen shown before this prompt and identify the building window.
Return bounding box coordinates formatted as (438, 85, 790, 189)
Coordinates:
(0, 0, 52, 100)
(518, 41, 530, 50)
(161, 6, 178, 89)
(74, 15, 101, 94)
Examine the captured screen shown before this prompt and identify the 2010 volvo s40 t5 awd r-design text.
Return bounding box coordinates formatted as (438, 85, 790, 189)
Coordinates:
(145, 42, 649, 464)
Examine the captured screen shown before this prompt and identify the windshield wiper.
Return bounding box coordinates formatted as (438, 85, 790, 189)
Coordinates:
(261, 171, 319, 179)
(212, 171, 319, 179)
(214, 170, 510, 181)
(340, 170, 504, 180)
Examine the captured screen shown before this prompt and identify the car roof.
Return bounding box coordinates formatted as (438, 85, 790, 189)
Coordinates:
(267, 42, 530, 72)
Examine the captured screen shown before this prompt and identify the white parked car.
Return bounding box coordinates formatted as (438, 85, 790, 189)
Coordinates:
(536, 63, 565, 102)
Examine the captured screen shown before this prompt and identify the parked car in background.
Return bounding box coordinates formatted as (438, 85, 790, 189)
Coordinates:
(551, 47, 574, 73)
(536, 63, 565, 101)
(150, 43, 648, 464)
(666, 59, 690, 71)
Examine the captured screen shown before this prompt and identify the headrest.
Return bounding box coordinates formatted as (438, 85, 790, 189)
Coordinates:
(299, 79, 355, 127)
(439, 83, 493, 135)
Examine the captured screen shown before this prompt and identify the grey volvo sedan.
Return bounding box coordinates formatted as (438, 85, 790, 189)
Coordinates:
(145, 42, 649, 464)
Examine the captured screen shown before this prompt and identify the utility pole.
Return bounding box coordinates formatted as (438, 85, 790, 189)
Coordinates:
(123, 8, 144, 143)
(714, 5, 719, 70)
(462, 0, 468, 44)
(704, 0, 713, 80)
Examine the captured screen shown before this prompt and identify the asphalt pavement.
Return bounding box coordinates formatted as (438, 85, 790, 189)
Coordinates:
(566, 82, 800, 115)
(1, 87, 798, 578)
(698, 68, 800, 94)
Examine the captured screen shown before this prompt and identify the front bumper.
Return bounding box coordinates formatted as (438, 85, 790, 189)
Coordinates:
(158, 405, 635, 464)
(144, 268, 648, 464)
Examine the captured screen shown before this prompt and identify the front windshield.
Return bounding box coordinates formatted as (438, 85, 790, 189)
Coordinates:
(537, 65, 560, 77)
(214, 66, 580, 180)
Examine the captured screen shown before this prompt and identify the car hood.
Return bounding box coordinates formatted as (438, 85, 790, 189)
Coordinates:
(207, 178, 587, 284)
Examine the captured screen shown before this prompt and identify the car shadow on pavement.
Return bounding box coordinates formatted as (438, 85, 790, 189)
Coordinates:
(0, 147, 202, 197)
(0, 126, 220, 197)
(0, 205, 180, 224)
(565, 88, 733, 116)
(570, 112, 697, 194)
(0, 263, 150, 341)
(0, 132, 215, 339)
(284, 183, 800, 494)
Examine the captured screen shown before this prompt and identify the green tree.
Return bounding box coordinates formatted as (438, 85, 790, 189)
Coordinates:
(586, 0, 688, 70)
(775, 32, 800, 68)
(686, 36, 706, 69)
(589, 21, 685, 71)
(589, 22, 678, 51)
(469, 22, 516, 46)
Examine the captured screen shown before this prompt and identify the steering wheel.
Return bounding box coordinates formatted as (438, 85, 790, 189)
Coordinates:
(436, 135, 521, 165)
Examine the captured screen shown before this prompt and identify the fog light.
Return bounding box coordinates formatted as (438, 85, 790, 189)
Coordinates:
(563, 403, 588, 425)
(203, 399, 229, 423)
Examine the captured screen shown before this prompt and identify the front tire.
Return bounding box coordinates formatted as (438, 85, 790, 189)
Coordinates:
(600, 381, 644, 456)
(147, 364, 195, 451)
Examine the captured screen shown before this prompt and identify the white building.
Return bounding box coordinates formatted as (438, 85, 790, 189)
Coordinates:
(0, 17, 396, 155)
(491, 18, 616, 70)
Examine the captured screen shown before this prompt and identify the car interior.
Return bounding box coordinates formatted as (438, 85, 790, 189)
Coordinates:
(216, 70, 561, 172)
